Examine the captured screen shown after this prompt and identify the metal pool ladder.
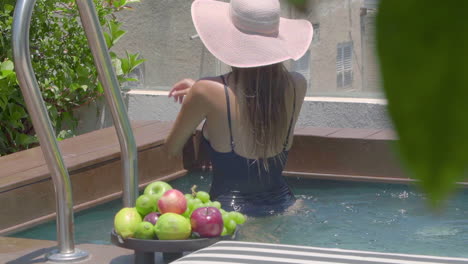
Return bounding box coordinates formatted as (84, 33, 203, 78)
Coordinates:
(12, 0, 138, 261)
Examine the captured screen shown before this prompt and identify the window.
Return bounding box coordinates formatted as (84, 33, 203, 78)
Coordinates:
(312, 23, 320, 43)
(336, 41, 353, 88)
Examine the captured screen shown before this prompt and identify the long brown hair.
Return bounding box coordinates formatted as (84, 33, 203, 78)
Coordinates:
(231, 63, 293, 168)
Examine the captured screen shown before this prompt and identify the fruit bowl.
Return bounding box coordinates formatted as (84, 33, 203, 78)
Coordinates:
(110, 227, 239, 252)
(112, 183, 245, 263)
(110, 227, 239, 264)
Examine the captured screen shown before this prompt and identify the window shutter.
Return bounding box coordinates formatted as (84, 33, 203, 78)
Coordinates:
(336, 41, 353, 88)
(343, 44, 353, 86)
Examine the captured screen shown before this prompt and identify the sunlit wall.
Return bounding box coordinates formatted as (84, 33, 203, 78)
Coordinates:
(112, 0, 382, 98)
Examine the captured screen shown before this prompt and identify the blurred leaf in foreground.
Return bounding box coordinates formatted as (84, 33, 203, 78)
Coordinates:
(376, 0, 468, 207)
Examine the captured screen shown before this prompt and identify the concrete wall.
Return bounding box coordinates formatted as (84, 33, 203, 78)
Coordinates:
(73, 97, 114, 135)
(112, 0, 383, 97)
(112, 0, 221, 90)
(124, 92, 391, 129)
(75, 0, 389, 135)
(75, 91, 391, 135)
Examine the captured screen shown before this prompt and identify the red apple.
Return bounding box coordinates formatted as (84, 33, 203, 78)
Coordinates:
(143, 212, 161, 225)
(190, 207, 223, 238)
(158, 189, 187, 214)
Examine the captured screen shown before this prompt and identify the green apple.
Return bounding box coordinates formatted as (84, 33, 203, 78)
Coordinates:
(154, 213, 191, 240)
(143, 181, 172, 208)
(192, 198, 202, 204)
(196, 191, 210, 203)
(219, 209, 227, 216)
(212, 201, 222, 209)
(221, 211, 230, 223)
(144, 181, 172, 196)
(182, 207, 191, 218)
(188, 199, 203, 211)
(225, 219, 237, 235)
(228, 211, 246, 225)
(221, 227, 228, 236)
(134, 221, 155, 239)
(114, 207, 142, 239)
(191, 202, 204, 212)
(187, 199, 196, 210)
(135, 194, 156, 217)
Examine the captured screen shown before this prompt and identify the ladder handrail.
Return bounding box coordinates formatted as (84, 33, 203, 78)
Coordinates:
(12, 0, 138, 261)
(76, 0, 139, 208)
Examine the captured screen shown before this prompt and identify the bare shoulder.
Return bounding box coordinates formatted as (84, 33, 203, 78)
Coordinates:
(289, 71, 308, 98)
(190, 77, 224, 101)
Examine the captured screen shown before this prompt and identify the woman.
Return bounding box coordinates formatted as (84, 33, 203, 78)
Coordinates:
(164, 0, 313, 216)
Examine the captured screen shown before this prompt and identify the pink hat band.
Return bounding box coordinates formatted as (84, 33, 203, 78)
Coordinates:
(192, 0, 313, 68)
(229, 0, 280, 36)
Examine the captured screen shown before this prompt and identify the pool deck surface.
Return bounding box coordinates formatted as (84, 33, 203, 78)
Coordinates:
(1, 236, 163, 264)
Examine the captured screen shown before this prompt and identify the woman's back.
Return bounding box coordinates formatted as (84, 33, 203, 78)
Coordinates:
(199, 71, 307, 216)
(202, 71, 307, 158)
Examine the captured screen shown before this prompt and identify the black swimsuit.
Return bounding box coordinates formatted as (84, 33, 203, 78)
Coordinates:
(203, 75, 296, 217)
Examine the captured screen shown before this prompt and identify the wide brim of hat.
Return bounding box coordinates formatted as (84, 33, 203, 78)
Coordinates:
(192, 0, 313, 68)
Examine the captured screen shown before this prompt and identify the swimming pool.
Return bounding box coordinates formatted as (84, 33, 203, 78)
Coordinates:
(11, 171, 468, 258)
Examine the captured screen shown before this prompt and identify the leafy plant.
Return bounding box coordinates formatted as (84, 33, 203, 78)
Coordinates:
(376, 0, 468, 206)
(0, 0, 144, 155)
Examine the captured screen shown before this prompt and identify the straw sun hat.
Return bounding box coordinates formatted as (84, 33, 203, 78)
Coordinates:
(191, 0, 313, 68)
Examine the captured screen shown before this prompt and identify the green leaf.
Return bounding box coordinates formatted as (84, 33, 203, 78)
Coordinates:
(4, 4, 14, 14)
(48, 105, 58, 122)
(76, 64, 89, 78)
(123, 52, 145, 74)
(120, 57, 130, 74)
(108, 20, 126, 46)
(109, 51, 117, 59)
(16, 133, 37, 145)
(377, 0, 468, 207)
(97, 82, 104, 93)
(0, 61, 14, 71)
(69, 83, 80, 91)
(104, 31, 112, 48)
(113, 0, 127, 9)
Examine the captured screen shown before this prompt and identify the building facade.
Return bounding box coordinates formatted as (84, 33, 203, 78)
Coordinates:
(113, 0, 382, 97)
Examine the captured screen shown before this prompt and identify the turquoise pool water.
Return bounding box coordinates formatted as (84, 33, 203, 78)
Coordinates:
(11, 172, 468, 258)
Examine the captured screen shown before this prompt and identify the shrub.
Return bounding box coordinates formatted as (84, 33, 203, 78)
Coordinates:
(0, 0, 143, 155)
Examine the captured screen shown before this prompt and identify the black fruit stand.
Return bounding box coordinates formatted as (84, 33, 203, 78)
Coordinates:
(111, 228, 239, 264)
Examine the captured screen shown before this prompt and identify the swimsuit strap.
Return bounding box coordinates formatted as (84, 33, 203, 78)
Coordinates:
(283, 84, 296, 151)
(221, 75, 235, 151)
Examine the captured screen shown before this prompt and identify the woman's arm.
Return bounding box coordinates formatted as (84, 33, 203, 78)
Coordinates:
(164, 81, 211, 157)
